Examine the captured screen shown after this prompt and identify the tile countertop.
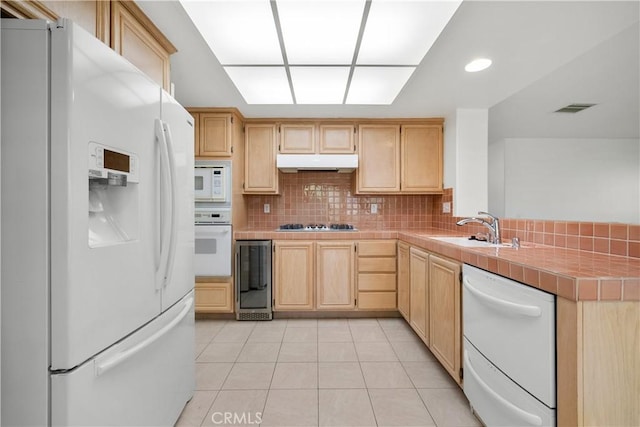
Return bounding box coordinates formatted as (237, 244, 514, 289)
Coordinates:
(234, 228, 640, 302)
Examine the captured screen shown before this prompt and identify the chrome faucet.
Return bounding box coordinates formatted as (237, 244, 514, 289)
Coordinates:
(456, 211, 501, 244)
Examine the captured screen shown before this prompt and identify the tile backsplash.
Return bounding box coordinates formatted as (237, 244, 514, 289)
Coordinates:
(431, 189, 640, 259)
(246, 172, 432, 230)
(245, 176, 639, 258)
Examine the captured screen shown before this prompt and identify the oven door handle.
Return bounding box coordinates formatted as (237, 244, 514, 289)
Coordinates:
(195, 228, 230, 237)
(463, 277, 542, 317)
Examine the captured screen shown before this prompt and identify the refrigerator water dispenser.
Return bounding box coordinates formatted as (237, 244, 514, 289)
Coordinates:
(88, 142, 139, 247)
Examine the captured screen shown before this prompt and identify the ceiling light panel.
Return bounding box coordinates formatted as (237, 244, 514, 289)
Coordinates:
(346, 67, 416, 104)
(180, 0, 282, 65)
(277, 0, 366, 64)
(290, 67, 350, 104)
(224, 67, 293, 104)
(357, 0, 462, 65)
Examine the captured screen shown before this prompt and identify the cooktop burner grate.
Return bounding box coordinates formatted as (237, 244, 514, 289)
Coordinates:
(278, 223, 357, 231)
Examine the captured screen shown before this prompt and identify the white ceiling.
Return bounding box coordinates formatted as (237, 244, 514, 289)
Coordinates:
(138, 0, 639, 137)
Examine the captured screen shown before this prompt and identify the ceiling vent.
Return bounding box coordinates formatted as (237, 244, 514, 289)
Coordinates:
(554, 103, 596, 113)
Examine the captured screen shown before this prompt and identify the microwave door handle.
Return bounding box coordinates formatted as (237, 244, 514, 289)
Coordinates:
(155, 119, 172, 290)
(161, 120, 178, 290)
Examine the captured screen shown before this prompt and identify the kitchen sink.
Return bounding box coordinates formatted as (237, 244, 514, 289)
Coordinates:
(430, 236, 511, 248)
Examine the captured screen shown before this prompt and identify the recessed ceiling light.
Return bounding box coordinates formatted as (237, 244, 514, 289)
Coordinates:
(465, 58, 492, 72)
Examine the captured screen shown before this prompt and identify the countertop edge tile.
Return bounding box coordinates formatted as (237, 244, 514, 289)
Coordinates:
(234, 228, 640, 302)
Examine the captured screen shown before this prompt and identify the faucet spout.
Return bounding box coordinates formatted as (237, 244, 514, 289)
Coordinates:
(456, 211, 501, 244)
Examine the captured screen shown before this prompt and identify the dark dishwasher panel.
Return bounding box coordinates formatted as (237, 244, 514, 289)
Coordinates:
(235, 240, 272, 320)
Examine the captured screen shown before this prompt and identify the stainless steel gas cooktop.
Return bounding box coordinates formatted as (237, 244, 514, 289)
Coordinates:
(277, 224, 357, 231)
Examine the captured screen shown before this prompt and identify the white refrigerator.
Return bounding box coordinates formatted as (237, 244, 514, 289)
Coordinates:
(1, 19, 195, 426)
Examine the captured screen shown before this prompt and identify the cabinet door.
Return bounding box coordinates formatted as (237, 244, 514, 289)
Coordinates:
(319, 124, 355, 153)
(195, 281, 233, 313)
(409, 247, 429, 343)
(244, 124, 278, 193)
(274, 241, 314, 310)
(357, 125, 400, 193)
(111, 1, 175, 91)
(199, 113, 232, 157)
(4, 1, 110, 44)
(316, 241, 355, 310)
(397, 242, 410, 321)
(428, 255, 461, 384)
(401, 125, 443, 192)
(279, 123, 315, 153)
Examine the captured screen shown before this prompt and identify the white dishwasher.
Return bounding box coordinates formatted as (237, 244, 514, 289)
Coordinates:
(462, 264, 556, 427)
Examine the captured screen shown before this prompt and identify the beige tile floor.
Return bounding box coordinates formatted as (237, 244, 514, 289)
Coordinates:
(176, 318, 482, 427)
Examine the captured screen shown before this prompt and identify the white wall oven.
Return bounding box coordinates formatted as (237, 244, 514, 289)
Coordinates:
(194, 208, 231, 277)
(194, 160, 232, 277)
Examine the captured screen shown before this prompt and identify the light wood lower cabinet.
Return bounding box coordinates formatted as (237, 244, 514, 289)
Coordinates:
(316, 241, 356, 310)
(557, 298, 640, 426)
(273, 241, 314, 310)
(428, 254, 462, 385)
(409, 247, 429, 343)
(408, 247, 462, 384)
(195, 279, 233, 313)
(397, 241, 410, 320)
(356, 240, 397, 310)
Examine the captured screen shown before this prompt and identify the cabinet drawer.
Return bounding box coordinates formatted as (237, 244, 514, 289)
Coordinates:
(195, 282, 233, 313)
(358, 241, 397, 256)
(358, 273, 396, 291)
(358, 292, 397, 310)
(358, 257, 396, 273)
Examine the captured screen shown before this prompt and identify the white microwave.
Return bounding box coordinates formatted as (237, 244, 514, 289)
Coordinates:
(194, 161, 231, 202)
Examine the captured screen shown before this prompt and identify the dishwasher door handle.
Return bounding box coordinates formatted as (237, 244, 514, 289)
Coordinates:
(464, 349, 543, 426)
(463, 277, 542, 317)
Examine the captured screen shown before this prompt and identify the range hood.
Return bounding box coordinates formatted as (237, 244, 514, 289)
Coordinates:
(277, 154, 358, 173)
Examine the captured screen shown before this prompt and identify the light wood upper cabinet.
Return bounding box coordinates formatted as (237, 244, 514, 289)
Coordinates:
(319, 124, 355, 153)
(401, 125, 443, 192)
(409, 247, 429, 343)
(2, 1, 110, 43)
(279, 123, 316, 154)
(273, 241, 314, 310)
(356, 122, 443, 194)
(357, 124, 401, 193)
(244, 124, 278, 194)
(428, 254, 461, 385)
(198, 113, 233, 157)
(316, 241, 356, 310)
(2, 1, 176, 91)
(278, 123, 355, 154)
(111, 1, 176, 91)
(397, 242, 410, 321)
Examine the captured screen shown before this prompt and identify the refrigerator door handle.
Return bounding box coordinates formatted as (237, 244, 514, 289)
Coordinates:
(95, 296, 193, 376)
(161, 120, 179, 290)
(154, 119, 174, 289)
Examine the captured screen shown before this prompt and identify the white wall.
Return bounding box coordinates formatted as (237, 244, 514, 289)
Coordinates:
(444, 109, 489, 217)
(488, 139, 505, 217)
(491, 138, 640, 223)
